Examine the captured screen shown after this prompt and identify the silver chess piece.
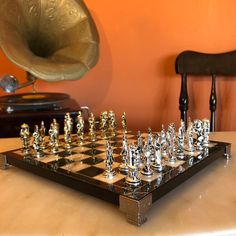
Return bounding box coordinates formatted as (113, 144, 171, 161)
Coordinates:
(147, 128, 155, 162)
(20, 123, 31, 155)
(166, 125, 177, 164)
(108, 110, 116, 136)
(88, 112, 96, 142)
(125, 144, 141, 186)
(136, 131, 143, 167)
(103, 141, 116, 178)
(166, 123, 177, 164)
(141, 142, 154, 176)
(49, 119, 60, 153)
(152, 134, 163, 172)
(40, 121, 46, 150)
(100, 111, 108, 139)
(160, 125, 168, 156)
(64, 113, 73, 149)
(147, 128, 154, 145)
(119, 133, 129, 173)
(177, 119, 185, 159)
(121, 112, 127, 134)
(193, 119, 204, 151)
(32, 125, 44, 158)
(202, 118, 210, 146)
(137, 131, 143, 152)
(76, 111, 84, 145)
(185, 120, 195, 154)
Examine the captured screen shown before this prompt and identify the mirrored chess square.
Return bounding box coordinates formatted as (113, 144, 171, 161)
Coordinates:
(184, 150, 202, 157)
(95, 140, 107, 145)
(165, 159, 185, 168)
(83, 142, 103, 149)
(94, 160, 120, 170)
(82, 156, 104, 165)
(77, 166, 104, 177)
(95, 152, 120, 160)
(94, 172, 125, 184)
(60, 161, 90, 172)
(65, 153, 91, 161)
(57, 150, 77, 158)
(81, 149, 104, 157)
(39, 155, 62, 163)
(72, 146, 91, 153)
(140, 172, 162, 182)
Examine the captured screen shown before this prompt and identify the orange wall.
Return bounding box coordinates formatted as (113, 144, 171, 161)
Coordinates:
(1, 0, 236, 131)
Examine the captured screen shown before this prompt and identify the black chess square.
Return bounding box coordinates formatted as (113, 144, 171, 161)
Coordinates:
(57, 150, 77, 158)
(83, 143, 103, 149)
(77, 166, 104, 177)
(82, 149, 104, 156)
(82, 156, 104, 165)
(113, 156, 123, 163)
(113, 147, 122, 155)
(47, 158, 74, 170)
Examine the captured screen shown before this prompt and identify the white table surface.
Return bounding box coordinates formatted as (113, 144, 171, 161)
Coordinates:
(0, 132, 236, 236)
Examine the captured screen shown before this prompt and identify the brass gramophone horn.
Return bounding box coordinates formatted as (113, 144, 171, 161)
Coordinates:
(0, 0, 99, 82)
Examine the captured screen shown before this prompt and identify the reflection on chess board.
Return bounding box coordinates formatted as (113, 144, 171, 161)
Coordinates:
(2, 111, 231, 226)
(7, 129, 226, 200)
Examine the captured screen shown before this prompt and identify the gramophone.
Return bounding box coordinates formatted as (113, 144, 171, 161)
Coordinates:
(0, 0, 99, 137)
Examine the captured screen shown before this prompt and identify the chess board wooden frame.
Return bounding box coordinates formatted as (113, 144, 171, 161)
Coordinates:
(0, 132, 231, 226)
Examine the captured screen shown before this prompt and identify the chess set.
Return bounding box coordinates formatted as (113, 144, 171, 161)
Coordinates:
(0, 111, 231, 226)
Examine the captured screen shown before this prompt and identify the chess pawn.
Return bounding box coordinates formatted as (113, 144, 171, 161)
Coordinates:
(20, 123, 31, 155)
(76, 111, 84, 145)
(167, 123, 177, 148)
(137, 131, 143, 152)
(141, 142, 153, 176)
(185, 121, 195, 153)
(160, 125, 168, 156)
(152, 134, 163, 172)
(40, 121, 46, 150)
(167, 123, 176, 137)
(147, 128, 155, 162)
(166, 123, 178, 163)
(100, 111, 108, 139)
(202, 118, 210, 146)
(119, 134, 129, 173)
(108, 110, 116, 136)
(193, 119, 204, 150)
(32, 125, 44, 158)
(103, 141, 116, 178)
(177, 120, 185, 159)
(88, 112, 96, 142)
(121, 112, 127, 134)
(168, 145, 177, 164)
(49, 120, 59, 153)
(125, 144, 141, 186)
(135, 146, 142, 169)
(64, 113, 73, 149)
(147, 128, 153, 145)
(136, 131, 143, 168)
(53, 118, 60, 146)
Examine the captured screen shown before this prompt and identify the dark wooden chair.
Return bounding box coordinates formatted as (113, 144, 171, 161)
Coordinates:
(175, 50, 236, 131)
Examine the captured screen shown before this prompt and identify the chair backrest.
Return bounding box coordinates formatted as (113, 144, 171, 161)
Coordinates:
(175, 50, 236, 131)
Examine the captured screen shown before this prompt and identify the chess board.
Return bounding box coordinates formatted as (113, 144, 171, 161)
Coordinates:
(1, 130, 231, 226)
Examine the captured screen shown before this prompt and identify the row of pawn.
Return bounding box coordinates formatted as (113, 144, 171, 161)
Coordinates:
(19, 110, 128, 157)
